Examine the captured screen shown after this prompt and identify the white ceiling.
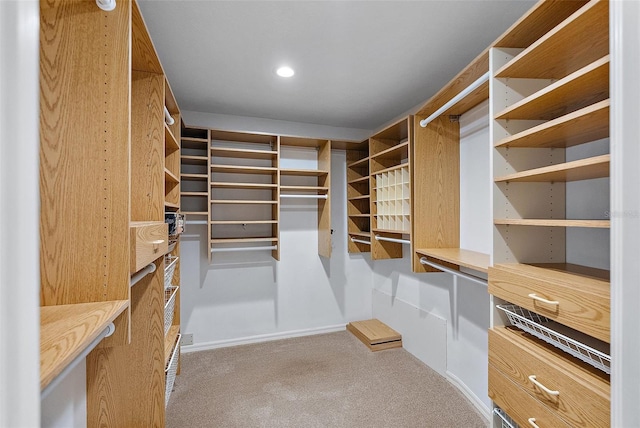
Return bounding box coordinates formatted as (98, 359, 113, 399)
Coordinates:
(138, 0, 535, 131)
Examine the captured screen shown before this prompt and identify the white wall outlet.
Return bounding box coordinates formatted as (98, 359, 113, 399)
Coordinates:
(181, 333, 194, 346)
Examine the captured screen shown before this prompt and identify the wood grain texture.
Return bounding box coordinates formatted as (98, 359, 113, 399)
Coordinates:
(280, 168, 329, 177)
(489, 263, 610, 342)
(211, 129, 277, 145)
(181, 173, 208, 181)
(131, 0, 163, 73)
(495, 99, 610, 148)
(41, 301, 128, 389)
(318, 140, 332, 258)
(496, 56, 609, 120)
(494, 218, 610, 228)
(181, 155, 208, 165)
(496, 0, 608, 79)
(347, 320, 402, 351)
(211, 182, 277, 189)
(411, 116, 459, 272)
(87, 259, 165, 427)
(494, 154, 610, 183)
(489, 364, 572, 428)
(39, 0, 130, 306)
(415, 248, 490, 273)
(211, 147, 278, 160)
(489, 327, 610, 427)
(130, 221, 168, 274)
(210, 237, 278, 244)
(211, 164, 278, 174)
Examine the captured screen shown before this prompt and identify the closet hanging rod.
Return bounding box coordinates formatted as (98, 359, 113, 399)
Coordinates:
(419, 257, 487, 286)
(374, 235, 410, 245)
(350, 237, 371, 245)
(130, 262, 156, 287)
(186, 220, 208, 225)
(280, 194, 328, 199)
(419, 71, 490, 128)
(211, 245, 278, 253)
(41, 322, 116, 399)
(164, 106, 175, 126)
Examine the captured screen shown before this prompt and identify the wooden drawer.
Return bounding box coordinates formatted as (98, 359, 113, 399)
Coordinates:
(489, 263, 610, 342)
(489, 327, 609, 427)
(130, 221, 168, 274)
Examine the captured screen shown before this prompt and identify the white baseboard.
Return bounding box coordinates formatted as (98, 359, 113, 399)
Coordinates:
(446, 370, 491, 423)
(181, 324, 347, 353)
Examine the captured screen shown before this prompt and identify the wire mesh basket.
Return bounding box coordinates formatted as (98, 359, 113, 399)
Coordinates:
(164, 255, 179, 291)
(164, 286, 179, 335)
(493, 407, 519, 428)
(497, 304, 611, 374)
(165, 334, 181, 407)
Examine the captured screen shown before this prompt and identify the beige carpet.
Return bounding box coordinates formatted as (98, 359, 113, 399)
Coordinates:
(167, 331, 487, 428)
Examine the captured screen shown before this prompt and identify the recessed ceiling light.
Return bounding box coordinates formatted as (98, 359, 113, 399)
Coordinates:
(276, 66, 295, 78)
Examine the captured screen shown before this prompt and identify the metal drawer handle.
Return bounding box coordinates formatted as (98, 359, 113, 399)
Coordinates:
(528, 418, 540, 428)
(528, 293, 559, 306)
(528, 375, 560, 396)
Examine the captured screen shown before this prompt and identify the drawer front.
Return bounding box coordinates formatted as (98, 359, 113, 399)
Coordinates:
(488, 265, 610, 342)
(489, 327, 610, 427)
(130, 222, 168, 273)
(489, 365, 571, 428)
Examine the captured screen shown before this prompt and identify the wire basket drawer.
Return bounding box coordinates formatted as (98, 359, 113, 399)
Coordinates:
(493, 407, 519, 428)
(164, 286, 179, 335)
(497, 304, 610, 374)
(165, 334, 181, 407)
(164, 255, 179, 291)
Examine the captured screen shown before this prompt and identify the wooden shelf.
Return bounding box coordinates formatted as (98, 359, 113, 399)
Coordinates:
(370, 141, 409, 160)
(211, 199, 277, 204)
(164, 168, 179, 184)
(181, 137, 208, 150)
(493, 262, 609, 282)
(181, 173, 208, 181)
(181, 137, 208, 143)
(181, 211, 208, 216)
(495, 99, 609, 149)
(415, 248, 490, 273)
(180, 191, 208, 197)
(41, 301, 129, 389)
(211, 147, 277, 160)
(164, 326, 180, 369)
(495, 0, 608, 79)
(210, 237, 278, 244)
(280, 185, 328, 193)
(495, 154, 610, 183)
(349, 232, 371, 238)
(373, 228, 411, 235)
(181, 155, 208, 165)
(211, 164, 277, 175)
(210, 182, 277, 189)
(164, 201, 179, 209)
(347, 157, 370, 168)
(348, 195, 370, 201)
(210, 220, 278, 225)
(165, 123, 179, 152)
(348, 214, 370, 218)
(496, 56, 609, 120)
(280, 168, 329, 177)
(348, 176, 369, 185)
(373, 163, 411, 176)
(494, 218, 610, 228)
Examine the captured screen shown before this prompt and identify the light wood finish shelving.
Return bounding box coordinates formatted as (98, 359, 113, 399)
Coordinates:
(164, 325, 181, 368)
(415, 248, 490, 274)
(210, 147, 278, 160)
(211, 164, 278, 175)
(211, 199, 277, 205)
(280, 185, 328, 193)
(181, 173, 209, 180)
(210, 237, 279, 244)
(181, 155, 208, 165)
(490, 1, 611, 425)
(211, 182, 278, 189)
(348, 176, 370, 185)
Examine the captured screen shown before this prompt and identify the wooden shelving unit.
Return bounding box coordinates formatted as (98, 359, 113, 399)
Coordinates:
(489, 1, 611, 425)
(415, 248, 490, 274)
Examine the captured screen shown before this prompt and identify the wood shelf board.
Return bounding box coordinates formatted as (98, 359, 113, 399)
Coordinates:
(371, 117, 410, 141)
(373, 228, 411, 235)
(180, 155, 208, 165)
(164, 201, 179, 209)
(210, 182, 277, 189)
(349, 232, 371, 238)
(210, 220, 278, 225)
(492, 262, 609, 292)
(210, 237, 278, 244)
(211, 164, 277, 175)
(280, 136, 329, 148)
(131, 1, 163, 74)
(164, 79, 179, 115)
(180, 192, 208, 197)
(495, 0, 609, 79)
(348, 195, 370, 201)
(279, 168, 329, 177)
(164, 168, 179, 184)
(494, 154, 610, 183)
(372, 163, 410, 176)
(41, 300, 129, 389)
(164, 326, 180, 369)
(164, 124, 179, 152)
(181, 137, 208, 143)
(280, 186, 329, 192)
(210, 129, 276, 145)
(347, 319, 402, 351)
(180, 173, 208, 181)
(415, 248, 490, 273)
(210, 147, 278, 160)
(211, 199, 277, 204)
(370, 141, 409, 160)
(494, 218, 610, 228)
(348, 214, 370, 218)
(181, 211, 208, 216)
(495, 99, 610, 148)
(348, 176, 370, 184)
(347, 157, 370, 168)
(495, 56, 610, 120)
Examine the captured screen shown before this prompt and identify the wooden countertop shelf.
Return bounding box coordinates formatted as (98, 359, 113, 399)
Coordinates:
(495, 154, 610, 183)
(164, 124, 179, 152)
(495, 56, 609, 121)
(211, 164, 277, 175)
(164, 325, 180, 368)
(495, 0, 608, 79)
(181, 173, 208, 181)
(211, 199, 277, 205)
(210, 182, 277, 189)
(280, 168, 329, 177)
(181, 155, 208, 165)
(495, 100, 609, 149)
(210, 147, 278, 160)
(210, 237, 278, 244)
(494, 218, 610, 228)
(370, 141, 409, 160)
(41, 300, 129, 390)
(164, 168, 179, 184)
(415, 248, 490, 273)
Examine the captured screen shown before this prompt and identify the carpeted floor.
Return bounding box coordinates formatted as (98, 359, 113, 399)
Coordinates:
(167, 331, 488, 428)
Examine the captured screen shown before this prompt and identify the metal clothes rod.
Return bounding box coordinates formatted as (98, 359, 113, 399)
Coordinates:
(41, 322, 116, 399)
(280, 194, 328, 199)
(164, 106, 175, 126)
(96, 0, 116, 11)
(419, 71, 490, 128)
(374, 235, 410, 245)
(419, 257, 487, 286)
(130, 262, 156, 287)
(350, 237, 371, 245)
(211, 245, 278, 253)
(186, 220, 208, 225)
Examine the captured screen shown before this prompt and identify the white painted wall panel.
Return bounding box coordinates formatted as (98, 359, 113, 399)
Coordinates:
(41, 361, 87, 428)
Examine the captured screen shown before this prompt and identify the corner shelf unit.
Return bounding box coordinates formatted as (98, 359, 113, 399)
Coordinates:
(346, 139, 371, 253)
(488, 1, 611, 426)
(180, 126, 210, 219)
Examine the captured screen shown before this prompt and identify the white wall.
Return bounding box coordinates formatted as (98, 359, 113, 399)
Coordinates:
(181, 148, 373, 351)
(41, 362, 87, 428)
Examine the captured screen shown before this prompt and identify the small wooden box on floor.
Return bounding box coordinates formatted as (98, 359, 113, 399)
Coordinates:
(347, 319, 402, 351)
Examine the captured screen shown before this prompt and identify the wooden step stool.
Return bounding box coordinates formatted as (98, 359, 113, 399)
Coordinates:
(347, 319, 402, 351)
